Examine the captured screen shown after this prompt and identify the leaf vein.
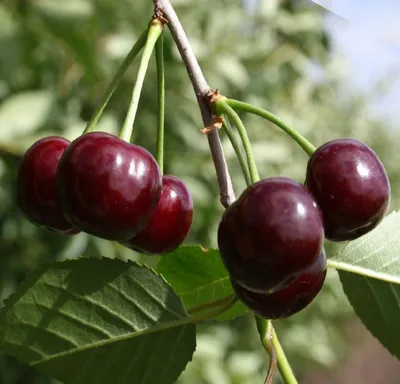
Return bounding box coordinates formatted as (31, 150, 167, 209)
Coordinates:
(16, 321, 78, 349)
(127, 276, 184, 319)
(42, 282, 138, 330)
(364, 276, 389, 329)
(180, 276, 230, 296)
(33, 302, 114, 339)
(107, 283, 158, 326)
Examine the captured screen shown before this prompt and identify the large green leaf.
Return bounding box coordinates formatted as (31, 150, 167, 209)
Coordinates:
(157, 245, 247, 321)
(339, 272, 400, 359)
(328, 211, 400, 284)
(329, 211, 400, 359)
(0, 258, 196, 384)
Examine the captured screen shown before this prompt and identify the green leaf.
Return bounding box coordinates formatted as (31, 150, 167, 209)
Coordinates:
(0, 91, 53, 140)
(328, 211, 400, 284)
(34, 7, 100, 83)
(331, 211, 400, 359)
(33, 0, 94, 21)
(0, 258, 196, 384)
(157, 245, 247, 321)
(339, 272, 400, 359)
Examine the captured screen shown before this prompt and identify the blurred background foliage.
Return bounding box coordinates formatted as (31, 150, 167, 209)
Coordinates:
(0, 0, 399, 383)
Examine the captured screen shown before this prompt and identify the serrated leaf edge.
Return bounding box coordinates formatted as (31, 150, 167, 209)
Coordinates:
(0, 256, 196, 368)
(338, 271, 399, 359)
(1, 256, 189, 315)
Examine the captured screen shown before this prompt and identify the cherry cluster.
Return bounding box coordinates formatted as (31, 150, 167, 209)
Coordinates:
(17, 132, 193, 255)
(218, 138, 390, 319)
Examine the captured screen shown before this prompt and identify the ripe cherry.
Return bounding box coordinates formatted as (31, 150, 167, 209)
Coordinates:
(218, 177, 324, 294)
(306, 139, 390, 241)
(120, 175, 193, 255)
(230, 249, 327, 319)
(17, 137, 79, 235)
(56, 132, 162, 241)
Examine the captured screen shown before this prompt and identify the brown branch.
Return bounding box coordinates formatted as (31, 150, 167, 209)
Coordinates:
(265, 338, 277, 384)
(154, 0, 235, 207)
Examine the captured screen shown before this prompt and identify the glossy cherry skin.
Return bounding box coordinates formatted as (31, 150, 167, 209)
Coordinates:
(17, 137, 79, 235)
(230, 248, 327, 319)
(306, 139, 390, 241)
(56, 132, 162, 241)
(218, 177, 324, 294)
(120, 175, 193, 255)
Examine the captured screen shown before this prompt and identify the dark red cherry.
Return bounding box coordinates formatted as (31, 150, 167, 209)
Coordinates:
(218, 177, 324, 294)
(120, 175, 193, 255)
(306, 139, 390, 241)
(230, 249, 327, 319)
(17, 136, 79, 235)
(56, 132, 162, 241)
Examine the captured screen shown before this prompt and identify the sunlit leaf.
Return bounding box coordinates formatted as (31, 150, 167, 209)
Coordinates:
(157, 245, 247, 321)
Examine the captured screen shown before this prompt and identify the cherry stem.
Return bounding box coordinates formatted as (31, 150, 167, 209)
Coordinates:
(216, 100, 260, 184)
(155, 33, 165, 174)
(83, 31, 148, 134)
(154, 0, 236, 208)
(222, 118, 252, 186)
(256, 317, 298, 384)
(225, 99, 316, 157)
(256, 317, 277, 384)
(272, 325, 298, 384)
(120, 22, 163, 143)
(187, 294, 237, 316)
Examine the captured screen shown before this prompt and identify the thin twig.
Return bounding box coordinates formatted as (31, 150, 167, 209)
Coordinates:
(264, 326, 277, 384)
(153, 0, 235, 207)
(256, 318, 278, 384)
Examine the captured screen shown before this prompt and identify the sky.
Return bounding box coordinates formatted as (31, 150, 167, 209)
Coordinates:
(310, 0, 400, 124)
(247, 0, 400, 125)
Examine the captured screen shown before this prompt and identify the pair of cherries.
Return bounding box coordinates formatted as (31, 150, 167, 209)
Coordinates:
(219, 139, 391, 319)
(17, 132, 193, 255)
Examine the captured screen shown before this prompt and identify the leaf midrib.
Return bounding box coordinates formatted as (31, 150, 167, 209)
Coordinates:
(327, 259, 400, 285)
(30, 315, 193, 367)
(179, 275, 230, 296)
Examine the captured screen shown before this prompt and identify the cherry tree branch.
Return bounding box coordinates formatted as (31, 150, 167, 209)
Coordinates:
(154, 0, 236, 207)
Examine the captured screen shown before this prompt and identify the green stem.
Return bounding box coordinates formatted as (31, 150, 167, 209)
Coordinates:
(83, 30, 148, 134)
(188, 294, 237, 315)
(225, 99, 316, 157)
(155, 33, 165, 174)
(119, 22, 163, 142)
(216, 100, 260, 184)
(222, 118, 252, 186)
(271, 325, 298, 384)
(256, 317, 298, 384)
(256, 317, 277, 384)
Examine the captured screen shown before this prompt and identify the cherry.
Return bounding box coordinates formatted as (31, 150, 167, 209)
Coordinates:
(56, 132, 162, 241)
(120, 175, 193, 255)
(17, 137, 79, 235)
(230, 249, 327, 319)
(218, 177, 324, 294)
(306, 139, 390, 241)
